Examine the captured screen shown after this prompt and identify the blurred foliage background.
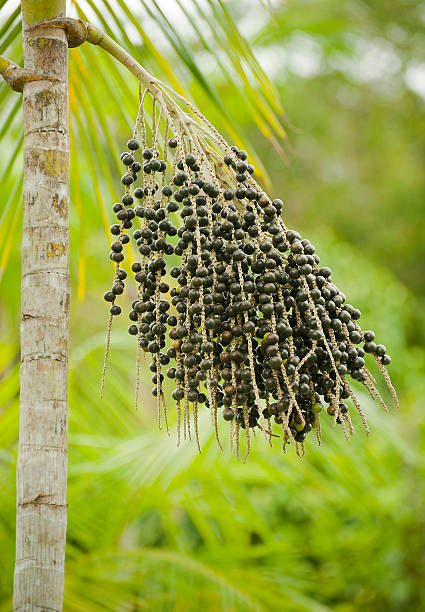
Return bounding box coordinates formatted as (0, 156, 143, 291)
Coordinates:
(1, 0, 425, 610)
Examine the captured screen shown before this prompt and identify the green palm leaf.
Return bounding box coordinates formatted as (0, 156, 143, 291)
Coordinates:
(0, 0, 285, 287)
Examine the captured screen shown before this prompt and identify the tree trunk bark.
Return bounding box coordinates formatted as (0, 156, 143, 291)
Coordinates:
(14, 1, 69, 610)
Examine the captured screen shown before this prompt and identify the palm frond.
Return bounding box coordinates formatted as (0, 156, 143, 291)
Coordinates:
(0, 0, 285, 281)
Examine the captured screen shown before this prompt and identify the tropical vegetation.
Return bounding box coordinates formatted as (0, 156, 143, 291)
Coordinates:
(0, 0, 424, 609)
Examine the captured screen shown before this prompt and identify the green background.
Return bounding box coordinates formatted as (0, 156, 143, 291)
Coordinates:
(0, 1, 424, 609)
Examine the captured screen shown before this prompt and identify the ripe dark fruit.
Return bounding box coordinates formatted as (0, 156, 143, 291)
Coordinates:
(101, 104, 397, 461)
(121, 174, 133, 185)
(122, 154, 134, 166)
(223, 408, 235, 421)
(104, 291, 115, 302)
(127, 138, 140, 150)
(110, 305, 121, 315)
(121, 193, 134, 206)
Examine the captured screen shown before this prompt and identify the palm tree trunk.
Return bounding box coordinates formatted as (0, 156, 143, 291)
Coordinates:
(14, 1, 69, 610)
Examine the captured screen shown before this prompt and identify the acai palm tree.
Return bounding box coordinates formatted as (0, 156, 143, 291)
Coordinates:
(0, 1, 401, 610)
(0, 1, 286, 608)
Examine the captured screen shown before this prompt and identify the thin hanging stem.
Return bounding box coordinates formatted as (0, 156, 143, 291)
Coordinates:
(100, 313, 113, 399)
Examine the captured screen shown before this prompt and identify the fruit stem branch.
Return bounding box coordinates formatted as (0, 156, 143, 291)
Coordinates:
(25, 17, 230, 153)
(84, 22, 197, 121)
(0, 56, 16, 87)
(0, 55, 62, 92)
(31, 18, 185, 111)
